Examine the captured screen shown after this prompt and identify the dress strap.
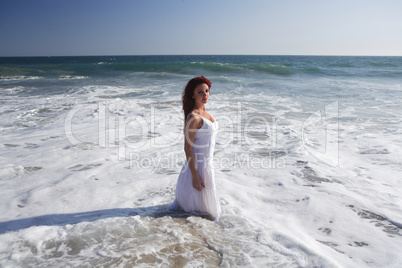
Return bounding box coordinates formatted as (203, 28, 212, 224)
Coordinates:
(187, 113, 203, 120)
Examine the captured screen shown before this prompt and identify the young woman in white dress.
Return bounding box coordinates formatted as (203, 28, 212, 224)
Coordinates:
(169, 76, 221, 220)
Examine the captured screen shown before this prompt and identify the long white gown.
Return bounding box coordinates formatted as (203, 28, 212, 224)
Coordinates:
(169, 114, 221, 220)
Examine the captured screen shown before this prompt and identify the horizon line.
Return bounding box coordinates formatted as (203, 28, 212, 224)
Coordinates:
(1, 53, 402, 58)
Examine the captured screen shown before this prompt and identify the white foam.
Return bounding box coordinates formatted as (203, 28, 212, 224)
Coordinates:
(59, 75, 88, 80)
(0, 75, 401, 267)
(0, 76, 43, 81)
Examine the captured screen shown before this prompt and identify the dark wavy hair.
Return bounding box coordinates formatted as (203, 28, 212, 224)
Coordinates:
(182, 76, 212, 120)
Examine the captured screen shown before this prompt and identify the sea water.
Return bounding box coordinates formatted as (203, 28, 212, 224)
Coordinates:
(0, 55, 401, 267)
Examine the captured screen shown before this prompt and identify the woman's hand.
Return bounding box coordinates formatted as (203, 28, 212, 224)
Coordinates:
(192, 174, 205, 191)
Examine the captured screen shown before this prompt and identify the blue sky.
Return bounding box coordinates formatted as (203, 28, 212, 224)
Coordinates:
(1, 0, 401, 56)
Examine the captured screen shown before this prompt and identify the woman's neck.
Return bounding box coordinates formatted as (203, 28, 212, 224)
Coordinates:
(193, 103, 206, 111)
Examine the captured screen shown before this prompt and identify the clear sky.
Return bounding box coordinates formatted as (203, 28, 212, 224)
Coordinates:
(1, 0, 401, 56)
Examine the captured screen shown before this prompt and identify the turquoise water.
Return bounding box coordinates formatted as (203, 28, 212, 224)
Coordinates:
(2, 55, 401, 114)
(2, 55, 402, 81)
(1, 55, 401, 104)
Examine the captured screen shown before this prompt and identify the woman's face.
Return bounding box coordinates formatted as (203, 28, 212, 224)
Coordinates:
(193, 83, 210, 105)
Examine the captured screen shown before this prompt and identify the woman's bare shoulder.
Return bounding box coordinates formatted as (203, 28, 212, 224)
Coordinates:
(186, 113, 203, 128)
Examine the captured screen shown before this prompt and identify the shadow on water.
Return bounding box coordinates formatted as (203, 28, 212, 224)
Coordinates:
(0, 204, 210, 235)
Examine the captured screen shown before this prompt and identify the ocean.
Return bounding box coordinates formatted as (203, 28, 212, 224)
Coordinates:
(0, 55, 401, 267)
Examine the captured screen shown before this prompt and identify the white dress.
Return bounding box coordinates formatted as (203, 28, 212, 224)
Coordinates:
(169, 114, 221, 220)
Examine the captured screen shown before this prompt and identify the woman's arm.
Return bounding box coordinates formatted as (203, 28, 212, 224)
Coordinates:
(184, 114, 205, 191)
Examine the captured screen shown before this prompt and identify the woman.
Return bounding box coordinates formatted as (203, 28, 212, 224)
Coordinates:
(169, 76, 221, 220)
